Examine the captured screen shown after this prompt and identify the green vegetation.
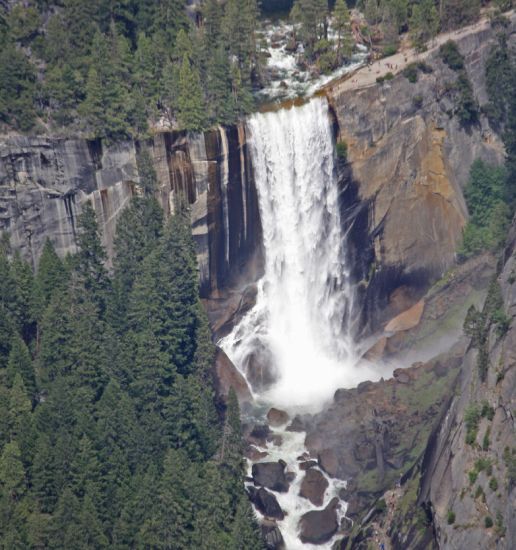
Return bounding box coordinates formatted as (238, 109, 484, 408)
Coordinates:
(376, 72, 394, 83)
(503, 447, 516, 487)
(0, 0, 261, 137)
(481, 401, 495, 421)
(468, 469, 478, 484)
(336, 140, 348, 161)
(464, 404, 480, 445)
(482, 428, 491, 451)
(438, 41, 478, 125)
(485, 516, 494, 528)
(475, 458, 491, 473)
(447, 510, 456, 524)
(0, 191, 262, 547)
(439, 41, 465, 71)
(413, 95, 423, 109)
(460, 160, 510, 258)
(402, 61, 433, 83)
(290, 0, 353, 72)
(495, 512, 506, 536)
(464, 280, 509, 382)
(489, 477, 498, 491)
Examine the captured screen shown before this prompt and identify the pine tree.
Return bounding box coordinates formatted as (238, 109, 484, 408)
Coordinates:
(7, 336, 35, 399)
(30, 434, 59, 513)
(112, 193, 163, 328)
(333, 0, 353, 63)
(410, 0, 439, 50)
(136, 148, 159, 196)
(8, 374, 32, 441)
(75, 201, 109, 314)
(0, 441, 26, 501)
(10, 252, 36, 342)
(177, 54, 207, 131)
(34, 238, 67, 322)
(37, 290, 74, 387)
(231, 495, 264, 550)
(47, 488, 82, 549)
(80, 66, 105, 137)
(220, 389, 246, 512)
(206, 45, 236, 124)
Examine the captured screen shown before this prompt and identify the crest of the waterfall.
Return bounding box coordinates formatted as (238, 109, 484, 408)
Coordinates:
(221, 97, 375, 411)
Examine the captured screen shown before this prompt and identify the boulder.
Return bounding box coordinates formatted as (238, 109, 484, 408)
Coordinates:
(318, 449, 339, 477)
(286, 415, 305, 432)
(299, 460, 318, 471)
(268, 434, 283, 446)
(248, 424, 271, 447)
(245, 344, 277, 392)
(252, 461, 290, 493)
(298, 497, 340, 544)
(299, 468, 329, 506)
(384, 300, 425, 333)
(213, 347, 253, 403)
(245, 445, 268, 461)
(267, 407, 290, 427)
(261, 520, 285, 550)
(248, 487, 285, 520)
(393, 368, 411, 384)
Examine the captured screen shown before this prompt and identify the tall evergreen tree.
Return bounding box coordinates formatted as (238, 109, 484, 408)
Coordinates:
(177, 54, 207, 131)
(333, 0, 353, 63)
(74, 201, 109, 314)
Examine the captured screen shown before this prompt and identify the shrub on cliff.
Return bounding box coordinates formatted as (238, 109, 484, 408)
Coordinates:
(439, 40, 465, 71)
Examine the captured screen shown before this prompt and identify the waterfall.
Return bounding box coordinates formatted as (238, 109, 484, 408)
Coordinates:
(221, 97, 377, 411)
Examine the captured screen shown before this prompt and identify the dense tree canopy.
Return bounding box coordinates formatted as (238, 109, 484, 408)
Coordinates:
(0, 193, 263, 548)
(0, 0, 261, 137)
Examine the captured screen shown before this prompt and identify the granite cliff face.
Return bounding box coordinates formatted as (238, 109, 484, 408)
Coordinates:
(416, 218, 516, 550)
(0, 125, 262, 300)
(327, 16, 512, 334)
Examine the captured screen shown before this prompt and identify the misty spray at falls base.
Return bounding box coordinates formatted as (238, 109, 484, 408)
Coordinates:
(221, 97, 380, 411)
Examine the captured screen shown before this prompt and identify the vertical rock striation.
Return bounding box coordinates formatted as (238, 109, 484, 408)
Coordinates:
(0, 125, 262, 299)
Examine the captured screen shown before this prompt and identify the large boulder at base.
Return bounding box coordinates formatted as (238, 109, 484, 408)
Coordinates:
(213, 347, 253, 403)
(298, 497, 340, 544)
(244, 344, 278, 392)
(248, 487, 285, 520)
(318, 449, 339, 477)
(252, 461, 290, 493)
(247, 424, 271, 447)
(299, 468, 329, 506)
(261, 520, 286, 550)
(267, 407, 290, 427)
(384, 300, 425, 333)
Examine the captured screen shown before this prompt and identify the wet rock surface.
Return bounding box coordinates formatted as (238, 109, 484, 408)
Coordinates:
(299, 468, 329, 506)
(298, 497, 340, 544)
(213, 347, 252, 404)
(261, 520, 285, 550)
(267, 407, 289, 427)
(248, 487, 285, 520)
(304, 348, 464, 517)
(252, 461, 290, 493)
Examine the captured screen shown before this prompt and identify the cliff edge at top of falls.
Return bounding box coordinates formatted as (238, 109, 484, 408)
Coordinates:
(325, 13, 513, 334)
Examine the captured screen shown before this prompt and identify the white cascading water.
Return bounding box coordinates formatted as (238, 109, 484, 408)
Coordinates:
(220, 97, 384, 549)
(221, 97, 378, 411)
